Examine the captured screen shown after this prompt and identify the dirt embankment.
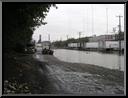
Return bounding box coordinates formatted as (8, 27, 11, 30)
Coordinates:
(4, 52, 54, 94)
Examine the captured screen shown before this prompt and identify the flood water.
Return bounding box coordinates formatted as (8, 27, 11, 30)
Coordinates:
(54, 49, 124, 71)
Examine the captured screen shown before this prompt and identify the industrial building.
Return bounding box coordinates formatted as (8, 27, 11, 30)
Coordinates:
(68, 41, 124, 51)
(68, 34, 124, 51)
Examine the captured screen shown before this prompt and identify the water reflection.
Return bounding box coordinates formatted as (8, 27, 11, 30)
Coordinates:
(54, 49, 124, 71)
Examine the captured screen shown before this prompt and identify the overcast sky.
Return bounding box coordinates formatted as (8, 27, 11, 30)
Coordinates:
(32, 4, 124, 42)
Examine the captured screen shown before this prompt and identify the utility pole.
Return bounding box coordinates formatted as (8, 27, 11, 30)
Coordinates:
(116, 15, 123, 71)
(113, 27, 116, 41)
(86, 9, 88, 35)
(79, 32, 81, 40)
(113, 27, 116, 33)
(116, 15, 123, 56)
(38, 34, 41, 43)
(48, 34, 50, 41)
(91, 5, 94, 35)
(83, 7, 85, 34)
(66, 35, 68, 48)
(106, 8, 108, 34)
(79, 32, 81, 49)
(67, 35, 68, 40)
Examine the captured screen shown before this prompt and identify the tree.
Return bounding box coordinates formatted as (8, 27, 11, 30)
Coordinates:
(3, 3, 57, 52)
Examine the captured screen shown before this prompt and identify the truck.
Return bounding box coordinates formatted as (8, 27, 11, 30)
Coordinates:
(41, 41, 54, 55)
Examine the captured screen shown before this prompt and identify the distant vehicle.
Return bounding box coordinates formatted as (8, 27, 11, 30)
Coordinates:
(25, 46, 36, 54)
(42, 48, 54, 55)
(41, 41, 54, 55)
(35, 41, 54, 55)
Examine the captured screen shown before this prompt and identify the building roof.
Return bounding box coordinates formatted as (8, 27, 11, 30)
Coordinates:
(41, 41, 51, 44)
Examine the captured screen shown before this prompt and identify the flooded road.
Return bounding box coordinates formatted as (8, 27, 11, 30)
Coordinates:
(33, 52, 124, 95)
(54, 49, 124, 71)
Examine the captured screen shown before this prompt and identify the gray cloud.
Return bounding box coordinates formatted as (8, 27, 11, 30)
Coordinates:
(33, 4, 124, 42)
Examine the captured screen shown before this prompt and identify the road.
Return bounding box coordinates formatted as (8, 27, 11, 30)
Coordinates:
(32, 52, 124, 95)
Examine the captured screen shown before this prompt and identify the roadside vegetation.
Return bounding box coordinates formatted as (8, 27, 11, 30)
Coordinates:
(3, 3, 57, 94)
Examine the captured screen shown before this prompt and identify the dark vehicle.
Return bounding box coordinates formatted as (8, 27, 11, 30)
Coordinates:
(42, 48, 54, 55)
(24, 46, 36, 54)
(24, 43, 36, 54)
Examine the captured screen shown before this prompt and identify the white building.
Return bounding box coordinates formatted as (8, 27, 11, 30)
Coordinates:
(41, 41, 51, 49)
(85, 42, 99, 49)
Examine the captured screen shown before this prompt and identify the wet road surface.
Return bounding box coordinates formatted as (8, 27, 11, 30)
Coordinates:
(33, 52, 124, 95)
(54, 49, 124, 71)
